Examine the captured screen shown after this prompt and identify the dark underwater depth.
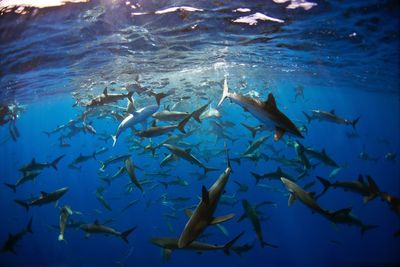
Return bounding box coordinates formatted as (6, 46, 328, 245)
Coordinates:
(0, 0, 399, 267)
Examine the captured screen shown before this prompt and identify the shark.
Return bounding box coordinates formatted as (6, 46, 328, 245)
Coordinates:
(15, 187, 69, 211)
(112, 104, 159, 146)
(217, 78, 303, 141)
(152, 232, 244, 261)
(80, 220, 136, 243)
(303, 109, 360, 129)
(178, 153, 234, 248)
(85, 88, 133, 108)
(1, 217, 33, 254)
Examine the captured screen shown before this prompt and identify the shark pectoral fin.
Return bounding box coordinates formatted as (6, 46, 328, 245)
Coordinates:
(210, 213, 235, 225)
(201, 186, 210, 206)
(274, 127, 285, 141)
(288, 193, 296, 207)
(162, 248, 173, 262)
(184, 209, 193, 218)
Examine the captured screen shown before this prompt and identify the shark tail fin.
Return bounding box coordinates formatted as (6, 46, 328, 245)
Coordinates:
(316, 176, 331, 195)
(153, 92, 168, 106)
(15, 200, 29, 212)
(302, 111, 312, 124)
(351, 116, 360, 129)
(43, 131, 51, 137)
(127, 91, 134, 103)
(112, 135, 117, 147)
(217, 78, 229, 108)
(177, 115, 191, 134)
(361, 224, 378, 235)
(261, 241, 279, 249)
(223, 231, 245, 256)
(51, 154, 65, 170)
(203, 166, 219, 174)
(121, 226, 137, 244)
(26, 217, 33, 234)
(4, 183, 17, 193)
(250, 172, 262, 184)
(240, 123, 257, 138)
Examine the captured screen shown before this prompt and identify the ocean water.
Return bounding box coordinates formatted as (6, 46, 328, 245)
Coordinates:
(0, 0, 399, 266)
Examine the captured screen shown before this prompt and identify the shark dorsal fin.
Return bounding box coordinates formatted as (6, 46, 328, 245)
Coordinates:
(185, 148, 192, 154)
(31, 158, 36, 164)
(201, 186, 210, 205)
(358, 174, 364, 183)
(276, 167, 282, 174)
(94, 219, 100, 225)
(103, 88, 108, 96)
(265, 93, 277, 108)
(330, 109, 335, 114)
(151, 120, 157, 127)
(40, 191, 48, 197)
(321, 149, 327, 155)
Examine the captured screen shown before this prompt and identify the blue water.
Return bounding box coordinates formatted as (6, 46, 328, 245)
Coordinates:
(1, 0, 399, 266)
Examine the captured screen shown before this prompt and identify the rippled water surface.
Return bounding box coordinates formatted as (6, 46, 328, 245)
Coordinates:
(0, 1, 399, 267)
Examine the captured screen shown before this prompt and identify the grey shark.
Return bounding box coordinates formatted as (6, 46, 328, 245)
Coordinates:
(280, 177, 328, 215)
(58, 205, 74, 242)
(178, 155, 234, 248)
(152, 232, 243, 261)
(218, 78, 303, 141)
(162, 144, 219, 174)
(303, 109, 360, 129)
(1, 217, 33, 254)
(240, 200, 277, 248)
(19, 155, 65, 174)
(112, 104, 159, 146)
(15, 187, 69, 211)
(86, 88, 133, 108)
(243, 136, 268, 155)
(80, 220, 136, 243)
(125, 158, 143, 192)
(317, 175, 379, 203)
(135, 115, 191, 138)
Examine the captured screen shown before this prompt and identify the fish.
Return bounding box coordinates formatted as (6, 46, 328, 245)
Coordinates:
(240, 123, 266, 138)
(231, 241, 256, 256)
(151, 232, 244, 261)
(239, 200, 277, 248)
(1, 217, 33, 254)
(15, 187, 69, 211)
(125, 158, 143, 192)
(5, 172, 41, 192)
(218, 78, 303, 141)
(58, 205, 74, 242)
(304, 148, 338, 167)
(243, 136, 269, 155)
(251, 167, 293, 184)
(178, 152, 234, 248)
(95, 187, 112, 211)
(98, 154, 131, 172)
(323, 207, 378, 235)
(152, 110, 190, 122)
(234, 180, 249, 192)
(162, 144, 219, 174)
(316, 175, 379, 203)
(112, 105, 159, 146)
(70, 152, 97, 166)
(86, 88, 133, 108)
(199, 105, 221, 120)
(135, 115, 191, 138)
(280, 177, 329, 216)
(160, 153, 178, 166)
(303, 109, 360, 129)
(80, 220, 136, 243)
(19, 155, 65, 174)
